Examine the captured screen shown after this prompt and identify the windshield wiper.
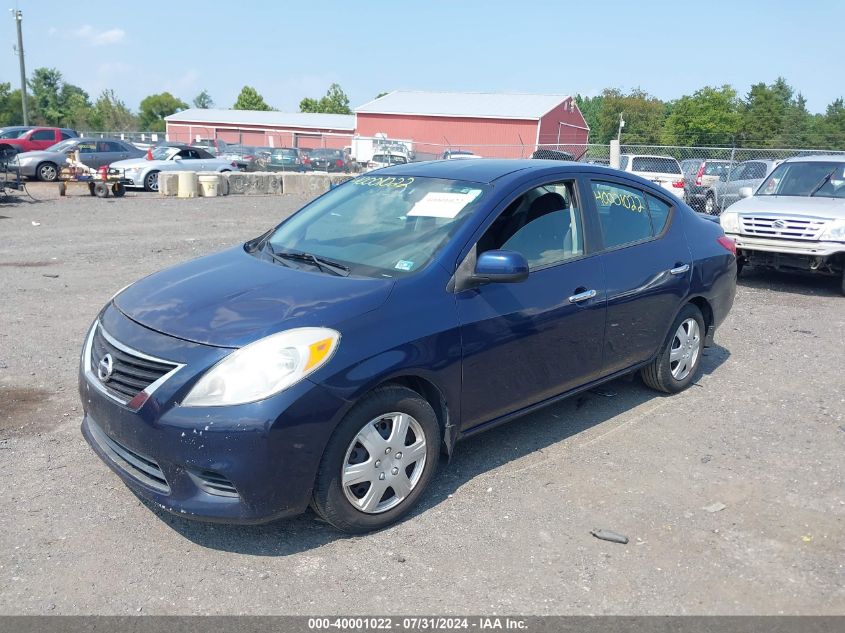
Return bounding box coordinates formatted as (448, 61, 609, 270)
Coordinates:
(809, 167, 838, 197)
(268, 247, 350, 276)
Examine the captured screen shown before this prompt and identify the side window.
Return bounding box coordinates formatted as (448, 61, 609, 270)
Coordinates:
(646, 194, 671, 235)
(591, 181, 653, 248)
(31, 129, 55, 141)
(477, 181, 584, 270)
(727, 164, 746, 181)
(77, 142, 97, 154)
(746, 162, 767, 179)
(60, 132, 73, 140)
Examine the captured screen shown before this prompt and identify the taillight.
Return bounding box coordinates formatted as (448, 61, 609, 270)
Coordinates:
(367, 162, 376, 168)
(717, 235, 736, 256)
(695, 163, 705, 186)
(672, 179, 684, 188)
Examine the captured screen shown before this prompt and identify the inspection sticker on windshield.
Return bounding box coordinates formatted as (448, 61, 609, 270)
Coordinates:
(394, 260, 415, 271)
(407, 191, 480, 219)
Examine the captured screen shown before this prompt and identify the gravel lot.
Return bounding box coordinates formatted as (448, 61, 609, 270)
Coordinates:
(0, 183, 843, 615)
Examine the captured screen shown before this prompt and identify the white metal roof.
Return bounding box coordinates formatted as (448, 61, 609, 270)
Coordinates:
(164, 108, 355, 130)
(355, 90, 572, 120)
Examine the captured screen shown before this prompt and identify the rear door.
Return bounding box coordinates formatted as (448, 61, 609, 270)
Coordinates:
(76, 141, 99, 167)
(456, 175, 607, 430)
(586, 177, 691, 375)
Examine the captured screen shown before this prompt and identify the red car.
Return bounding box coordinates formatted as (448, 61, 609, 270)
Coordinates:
(0, 127, 77, 154)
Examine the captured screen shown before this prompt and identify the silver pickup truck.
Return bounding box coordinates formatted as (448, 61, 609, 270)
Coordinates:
(719, 156, 845, 294)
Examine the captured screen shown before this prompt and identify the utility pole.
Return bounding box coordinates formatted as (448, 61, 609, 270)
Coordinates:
(616, 112, 625, 142)
(11, 9, 28, 125)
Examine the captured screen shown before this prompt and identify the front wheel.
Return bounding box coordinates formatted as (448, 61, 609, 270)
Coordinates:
(143, 170, 160, 192)
(704, 194, 717, 215)
(641, 304, 705, 394)
(311, 385, 441, 533)
(37, 162, 59, 182)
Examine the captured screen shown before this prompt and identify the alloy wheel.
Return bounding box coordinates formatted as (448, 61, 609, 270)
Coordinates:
(670, 318, 701, 381)
(39, 163, 58, 181)
(341, 412, 427, 514)
(145, 172, 159, 192)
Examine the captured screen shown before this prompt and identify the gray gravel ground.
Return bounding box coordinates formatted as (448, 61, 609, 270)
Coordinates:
(0, 183, 843, 615)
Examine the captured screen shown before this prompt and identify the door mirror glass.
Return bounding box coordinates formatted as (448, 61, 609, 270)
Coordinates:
(472, 250, 528, 285)
(739, 186, 754, 199)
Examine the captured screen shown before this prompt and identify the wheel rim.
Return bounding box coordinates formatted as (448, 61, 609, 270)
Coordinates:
(146, 172, 159, 191)
(341, 412, 427, 514)
(670, 318, 701, 381)
(705, 197, 714, 214)
(40, 164, 57, 181)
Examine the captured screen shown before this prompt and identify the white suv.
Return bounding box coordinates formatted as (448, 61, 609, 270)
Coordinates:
(619, 154, 686, 199)
(719, 155, 845, 294)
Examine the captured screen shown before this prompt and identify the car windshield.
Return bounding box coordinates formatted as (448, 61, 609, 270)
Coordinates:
(46, 139, 78, 152)
(704, 162, 730, 176)
(0, 128, 27, 139)
(151, 147, 179, 160)
(373, 155, 407, 164)
(311, 149, 340, 158)
(262, 176, 489, 277)
(631, 157, 681, 174)
(757, 161, 845, 198)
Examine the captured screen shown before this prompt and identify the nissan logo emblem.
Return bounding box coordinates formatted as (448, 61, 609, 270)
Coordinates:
(97, 354, 114, 382)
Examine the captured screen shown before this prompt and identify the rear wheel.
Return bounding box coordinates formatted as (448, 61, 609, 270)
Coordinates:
(93, 182, 110, 198)
(704, 194, 717, 215)
(312, 386, 440, 533)
(111, 182, 126, 197)
(37, 162, 59, 182)
(641, 304, 705, 394)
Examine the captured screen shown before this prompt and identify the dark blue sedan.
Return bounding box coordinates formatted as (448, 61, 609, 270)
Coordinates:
(79, 159, 736, 533)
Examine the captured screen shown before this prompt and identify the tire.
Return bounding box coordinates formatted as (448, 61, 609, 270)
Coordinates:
(143, 170, 160, 192)
(311, 385, 441, 533)
(111, 182, 126, 197)
(841, 269, 845, 297)
(641, 304, 705, 394)
(736, 258, 745, 278)
(93, 182, 110, 198)
(704, 194, 717, 215)
(37, 162, 59, 182)
(88, 182, 96, 196)
(57, 182, 66, 197)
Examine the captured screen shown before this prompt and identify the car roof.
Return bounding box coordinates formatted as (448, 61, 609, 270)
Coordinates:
(782, 154, 845, 163)
(374, 159, 630, 183)
(621, 154, 679, 160)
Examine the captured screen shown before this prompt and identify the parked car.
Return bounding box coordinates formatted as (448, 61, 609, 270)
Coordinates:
(79, 159, 736, 532)
(109, 145, 236, 192)
(0, 127, 77, 154)
(308, 148, 352, 172)
(255, 147, 308, 172)
(531, 148, 575, 161)
(15, 138, 145, 182)
(367, 152, 409, 170)
(708, 159, 781, 214)
(680, 159, 732, 211)
(719, 156, 845, 293)
(220, 145, 257, 170)
(191, 138, 228, 157)
(619, 154, 685, 198)
(0, 125, 33, 140)
(244, 147, 275, 171)
(442, 149, 482, 160)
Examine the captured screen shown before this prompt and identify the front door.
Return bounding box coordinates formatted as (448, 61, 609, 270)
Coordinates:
(457, 178, 606, 430)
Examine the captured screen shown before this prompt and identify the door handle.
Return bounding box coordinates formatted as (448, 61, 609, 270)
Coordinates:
(670, 264, 690, 275)
(568, 289, 597, 303)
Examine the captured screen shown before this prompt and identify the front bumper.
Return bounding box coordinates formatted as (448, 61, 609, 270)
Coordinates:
(16, 162, 37, 177)
(728, 233, 845, 258)
(79, 305, 349, 523)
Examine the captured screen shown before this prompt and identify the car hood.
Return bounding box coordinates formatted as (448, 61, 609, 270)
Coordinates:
(113, 246, 393, 348)
(727, 194, 845, 220)
(110, 158, 166, 169)
(16, 150, 64, 161)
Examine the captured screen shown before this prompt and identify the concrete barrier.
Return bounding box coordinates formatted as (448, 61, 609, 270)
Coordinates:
(177, 172, 198, 198)
(159, 172, 179, 197)
(245, 172, 269, 195)
(225, 172, 249, 195)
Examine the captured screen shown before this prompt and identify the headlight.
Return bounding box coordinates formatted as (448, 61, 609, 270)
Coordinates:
(720, 211, 739, 234)
(819, 219, 845, 242)
(182, 327, 340, 407)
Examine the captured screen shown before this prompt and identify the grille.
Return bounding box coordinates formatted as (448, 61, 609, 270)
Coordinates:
(739, 215, 830, 241)
(89, 325, 178, 405)
(190, 469, 239, 498)
(88, 419, 169, 493)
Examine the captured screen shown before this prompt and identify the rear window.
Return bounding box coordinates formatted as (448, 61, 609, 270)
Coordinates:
(373, 155, 407, 164)
(631, 157, 681, 174)
(704, 162, 729, 176)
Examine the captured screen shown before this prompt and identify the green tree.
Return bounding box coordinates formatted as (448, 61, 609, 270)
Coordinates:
(815, 98, 845, 149)
(375, 91, 389, 99)
(299, 83, 352, 114)
(739, 78, 794, 147)
(574, 94, 604, 139)
(0, 83, 23, 126)
(28, 67, 64, 124)
(594, 88, 666, 144)
(660, 85, 741, 146)
(193, 90, 214, 109)
(89, 89, 137, 131)
(233, 86, 272, 111)
(59, 84, 93, 129)
(138, 92, 188, 131)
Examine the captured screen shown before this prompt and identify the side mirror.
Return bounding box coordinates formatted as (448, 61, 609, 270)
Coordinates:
(173, 156, 182, 161)
(739, 186, 754, 199)
(471, 250, 529, 285)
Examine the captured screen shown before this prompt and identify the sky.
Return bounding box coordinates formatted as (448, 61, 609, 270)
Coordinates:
(2, 0, 841, 115)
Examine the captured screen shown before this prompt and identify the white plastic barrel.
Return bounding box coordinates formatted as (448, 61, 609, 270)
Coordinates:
(177, 171, 198, 198)
(198, 174, 220, 197)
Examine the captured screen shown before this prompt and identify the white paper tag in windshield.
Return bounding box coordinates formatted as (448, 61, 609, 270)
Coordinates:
(407, 191, 479, 219)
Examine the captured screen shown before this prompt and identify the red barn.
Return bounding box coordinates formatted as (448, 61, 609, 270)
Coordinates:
(354, 90, 589, 159)
(164, 109, 355, 150)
